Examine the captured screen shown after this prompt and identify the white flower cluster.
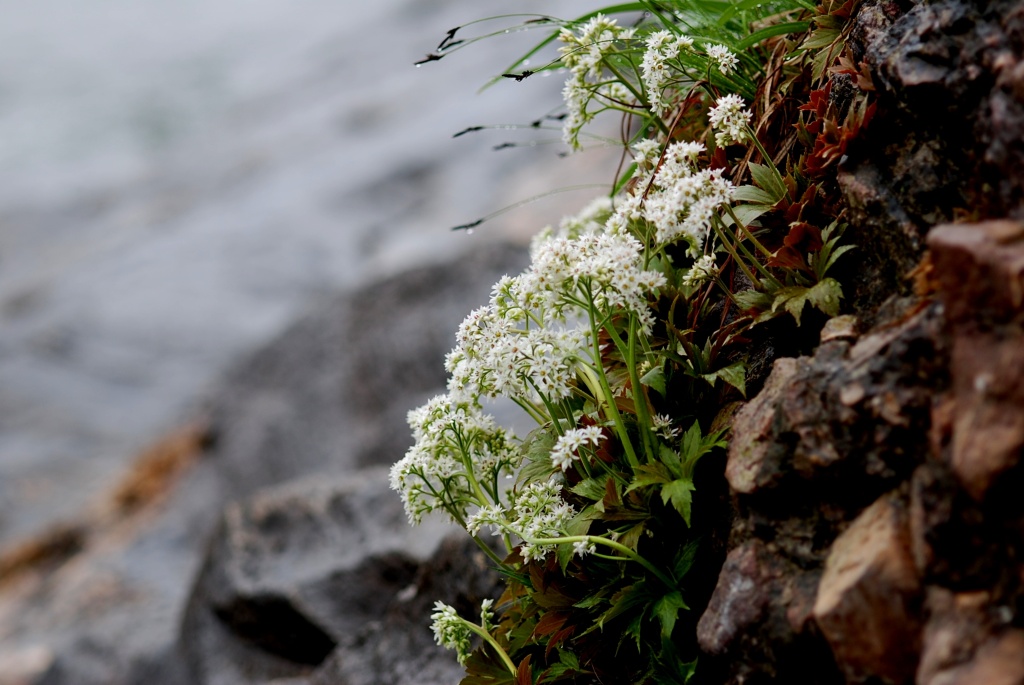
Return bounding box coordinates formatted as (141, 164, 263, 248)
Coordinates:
(446, 305, 585, 403)
(652, 413, 681, 440)
(510, 480, 577, 562)
(430, 601, 474, 665)
(637, 140, 735, 249)
(527, 231, 666, 328)
(389, 395, 519, 525)
(641, 30, 694, 115)
(708, 94, 751, 147)
(705, 44, 739, 75)
(681, 254, 720, 288)
(559, 15, 636, 151)
(550, 425, 605, 471)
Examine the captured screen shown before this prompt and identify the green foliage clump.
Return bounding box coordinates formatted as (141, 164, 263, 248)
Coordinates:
(396, 1, 871, 682)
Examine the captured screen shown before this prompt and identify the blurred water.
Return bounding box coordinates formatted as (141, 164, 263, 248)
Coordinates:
(0, 0, 614, 545)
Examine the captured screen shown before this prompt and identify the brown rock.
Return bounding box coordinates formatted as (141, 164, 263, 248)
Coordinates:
(697, 541, 777, 655)
(697, 539, 837, 683)
(927, 222, 1024, 501)
(927, 221, 1024, 329)
(725, 358, 799, 495)
(948, 332, 1024, 501)
(813, 492, 922, 683)
(918, 587, 1024, 685)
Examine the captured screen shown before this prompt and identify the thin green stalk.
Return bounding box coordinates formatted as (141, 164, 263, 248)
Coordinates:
(724, 204, 773, 259)
(745, 124, 791, 201)
(602, 318, 655, 463)
(711, 221, 761, 288)
(602, 61, 670, 136)
(465, 623, 517, 676)
(583, 285, 640, 470)
(526, 534, 676, 588)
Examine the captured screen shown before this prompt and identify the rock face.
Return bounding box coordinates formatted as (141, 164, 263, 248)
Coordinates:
(698, 220, 1024, 684)
(0, 243, 526, 685)
(690, 0, 1024, 679)
(180, 469, 499, 685)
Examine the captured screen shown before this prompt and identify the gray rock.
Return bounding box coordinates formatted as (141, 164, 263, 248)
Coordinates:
(0, 242, 523, 685)
(180, 468, 498, 685)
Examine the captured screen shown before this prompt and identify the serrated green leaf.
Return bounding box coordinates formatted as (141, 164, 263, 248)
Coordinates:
(680, 422, 702, 463)
(673, 539, 700, 580)
(639, 364, 666, 396)
(733, 289, 773, 311)
(807, 277, 844, 317)
(659, 443, 683, 476)
(571, 475, 612, 501)
(772, 285, 810, 325)
(653, 591, 689, 639)
(748, 163, 787, 202)
(625, 463, 673, 492)
(715, 361, 747, 398)
(662, 479, 697, 526)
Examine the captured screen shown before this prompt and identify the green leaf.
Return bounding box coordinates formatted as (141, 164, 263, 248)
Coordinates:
(715, 361, 747, 398)
(801, 27, 841, 50)
(733, 184, 779, 206)
(661, 479, 697, 526)
(653, 591, 689, 639)
(673, 539, 700, 580)
(733, 204, 771, 226)
(639, 364, 666, 396)
(736, 20, 811, 49)
(772, 285, 810, 325)
(807, 277, 844, 317)
(626, 463, 673, 492)
(557, 538, 575, 573)
(516, 426, 557, 486)
(596, 581, 650, 629)
(733, 289, 773, 311)
(571, 475, 612, 501)
(822, 243, 856, 276)
(748, 163, 787, 202)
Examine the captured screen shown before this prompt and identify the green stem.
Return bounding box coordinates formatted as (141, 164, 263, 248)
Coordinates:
(583, 287, 640, 470)
(527, 534, 676, 588)
(711, 221, 761, 289)
(725, 205, 773, 259)
(603, 318, 655, 463)
(465, 623, 517, 677)
(603, 61, 670, 136)
(745, 125, 790, 201)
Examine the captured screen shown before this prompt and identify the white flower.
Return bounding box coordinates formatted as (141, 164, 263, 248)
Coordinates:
(466, 503, 507, 536)
(573, 539, 597, 556)
(511, 480, 576, 562)
(640, 31, 695, 115)
(430, 602, 473, 665)
(390, 395, 519, 526)
(550, 426, 606, 471)
(640, 143, 735, 249)
(708, 94, 751, 147)
(652, 413, 682, 440)
(558, 15, 636, 150)
(682, 254, 719, 288)
(706, 44, 739, 75)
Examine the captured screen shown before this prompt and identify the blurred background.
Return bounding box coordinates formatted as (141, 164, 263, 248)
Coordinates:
(0, 0, 615, 549)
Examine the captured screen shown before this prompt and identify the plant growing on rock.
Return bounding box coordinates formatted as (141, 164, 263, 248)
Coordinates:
(395, 1, 869, 681)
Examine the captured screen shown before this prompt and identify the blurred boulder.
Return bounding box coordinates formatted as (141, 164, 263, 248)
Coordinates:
(0, 242, 525, 685)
